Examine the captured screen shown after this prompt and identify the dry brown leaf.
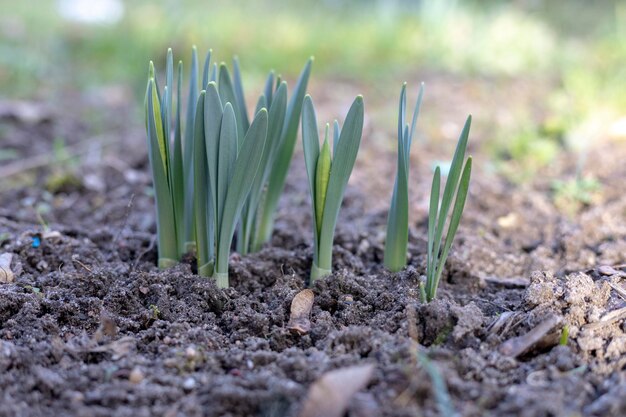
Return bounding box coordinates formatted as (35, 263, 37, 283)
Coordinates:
(298, 364, 375, 417)
(499, 315, 562, 357)
(86, 336, 136, 360)
(287, 289, 314, 335)
(0, 253, 14, 283)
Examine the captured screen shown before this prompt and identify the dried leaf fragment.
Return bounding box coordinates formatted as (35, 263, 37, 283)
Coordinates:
(499, 314, 562, 357)
(287, 289, 314, 335)
(0, 253, 14, 283)
(299, 364, 375, 417)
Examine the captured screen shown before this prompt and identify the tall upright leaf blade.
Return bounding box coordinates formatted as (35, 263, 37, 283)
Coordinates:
(263, 71, 275, 108)
(217, 103, 238, 232)
(384, 125, 410, 271)
(426, 166, 441, 295)
(183, 46, 199, 248)
(256, 58, 312, 244)
(210, 63, 217, 82)
(432, 157, 472, 299)
(172, 61, 186, 255)
(315, 132, 332, 237)
(164, 49, 173, 145)
(240, 83, 287, 253)
(432, 115, 471, 268)
(407, 82, 425, 152)
(149, 78, 167, 174)
(215, 109, 268, 283)
(317, 96, 364, 271)
(193, 91, 212, 275)
(218, 64, 246, 148)
(332, 119, 340, 155)
(204, 82, 223, 241)
(301, 94, 321, 256)
(398, 83, 406, 148)
(233, 56, 250, 132)
(202, 50, 212, 89)
(146, 79, 178, 267)
(254, 95, 267, 115)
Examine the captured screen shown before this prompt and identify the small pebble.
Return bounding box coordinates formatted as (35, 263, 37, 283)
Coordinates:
(183, 377, 196, 391)
(185, 346, 197, 359)
(129, 367, 144, 384)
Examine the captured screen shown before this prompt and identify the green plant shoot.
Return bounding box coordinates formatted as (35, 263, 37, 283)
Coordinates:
(302, 94, 364, 282)
(423, 116, 473, 302)
(384, 82, 424, 272)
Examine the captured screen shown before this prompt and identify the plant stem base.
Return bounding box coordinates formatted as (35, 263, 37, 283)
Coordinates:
(198, 262, 214, 277)
(158, 258, 178, 269)
(310, 263, 331, 282)
(214, 272, 229, 289)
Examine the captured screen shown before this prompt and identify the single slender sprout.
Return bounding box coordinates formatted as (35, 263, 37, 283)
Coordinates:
(559, 325, 569, 346)
(302, 95, 364, 282)
(384, 82, 424, 272)
(423, 116, 473, 302)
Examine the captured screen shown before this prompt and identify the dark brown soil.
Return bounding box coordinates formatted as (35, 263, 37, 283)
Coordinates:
(0, 80, 625, 417)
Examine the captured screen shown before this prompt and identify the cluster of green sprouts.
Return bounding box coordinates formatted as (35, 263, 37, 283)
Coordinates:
(145, 48, 472, 300)
(145, 47, 310, 287)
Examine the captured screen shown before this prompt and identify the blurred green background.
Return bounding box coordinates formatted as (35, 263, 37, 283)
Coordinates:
(1, 0, 625, 182)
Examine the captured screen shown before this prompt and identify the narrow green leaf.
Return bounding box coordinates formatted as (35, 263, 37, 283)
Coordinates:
(383, 124, 410, 272)
(146, 79, 178, 267)
(240, 83, 287, 253)
(407, 82, 425, 151)
(256, 58, 312, 244)
(432, 157, 472, 299)
(315, 129, 332, 237)
(193, 91, 211, 274)
(164, 49, 173, 143)
(263, 71, 275, 108)
(233, 56, 250, 132)
(202, 50, 212, 89)
(431, 115, 471, 271)
(183, 46, 199, 247)
(254, 95, 267, 115)
(217, 103, 238, 232)
(332, 119, 340, 155)
(218, 64, 246, 148)
(210, 63, 217, 82)
(172, 60, 185, 255)
(150, 78, 167, 174)
(302, 94, 321, 245)
(215, 109, 268, 281)
(398, 83, 407, 148)
(204, 82, 223, 229)
(426, 166, 441, 295)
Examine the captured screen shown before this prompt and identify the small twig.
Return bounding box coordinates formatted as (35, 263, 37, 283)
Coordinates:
(72, 256, 93, 273)
(133, 235, 156, 271)
(583, 306, 626, 330)
(113, 193, 135, 245)
(607, 282, 626, 301)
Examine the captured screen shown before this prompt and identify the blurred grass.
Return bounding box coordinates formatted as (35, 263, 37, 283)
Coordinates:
(1, 0, 625, 180)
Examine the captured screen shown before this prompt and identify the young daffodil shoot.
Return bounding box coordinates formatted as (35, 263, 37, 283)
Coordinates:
(302, 95, 364, 282)
(384, 82, 424, 272)
(422, 116, 473, 302)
